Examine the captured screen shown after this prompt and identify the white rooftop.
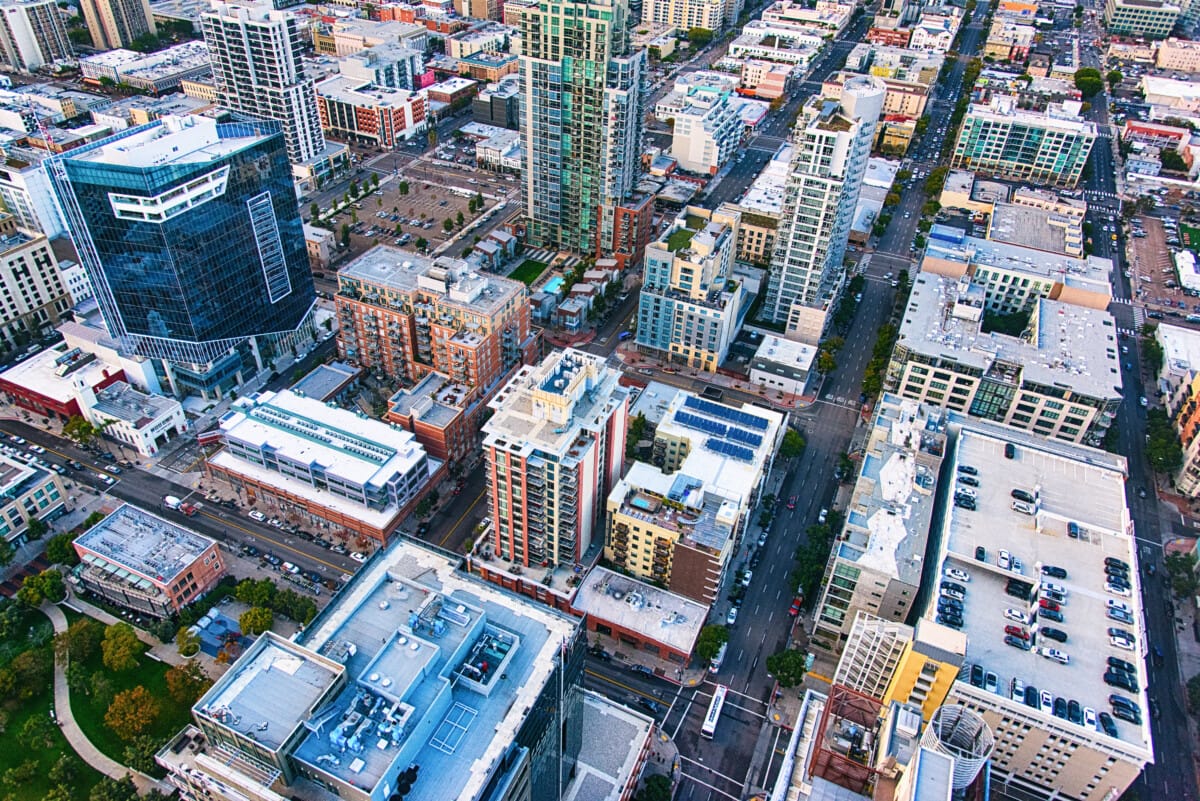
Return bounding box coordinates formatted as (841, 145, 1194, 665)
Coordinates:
(753, 334, 817, 370)
(737, 143, 793, 217)
(571, 567, 707, 656)
(1156, 321, 1200, 377)
(0, 344, 120, 404)
(67, 114, 265, 168)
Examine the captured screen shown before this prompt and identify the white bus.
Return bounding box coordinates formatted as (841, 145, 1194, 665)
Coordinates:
(700, 684, 728, 740)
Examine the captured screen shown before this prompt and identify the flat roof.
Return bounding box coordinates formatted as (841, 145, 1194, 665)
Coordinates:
(1157, 322, 1200, 377)
(964, 97, 1099, 135)
(0, 344, 119, 403)
(926, 229, 1112, 294)
(836, 395, 947, 585)
(897, 273, 1122, 401)
(195, 633, 344, 752)
(753, 333, 818, 370)
(80, 41, 210, 80)
(75, 503, 216, 585)
(571, 567, 706, 656)
(315, 75, 421, 107)
(931, 419, 1151, 755)
(863, 157, 900, 189)
(291, 361, 361, 403)
(218, 389, 429, 489)
(289, 539, 579, 801)
(628, 381, 682, 428)
(988, 203, 1079, 255)
(92, 381, 179, 427)
(734, 142, 792, 217)
(563, 691, 654, 801)
(338, 246, 524, 318)
(64, 114, 269, 169)
(387, 372, 468, 428)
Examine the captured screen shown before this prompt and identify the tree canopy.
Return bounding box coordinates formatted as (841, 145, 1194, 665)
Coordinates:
(767, 649, 809, 687)
(101, 622, 144, 672)
(1074, 67, 1104, 97)
(695, 624, 729, 662)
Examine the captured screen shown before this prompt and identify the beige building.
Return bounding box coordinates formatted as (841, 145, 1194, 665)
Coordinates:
(0, 453, 67, 546)
(0, 213, 70, 351)
(641, 0, 734, 34)
(812, 394, 947, 652)
(79, 0, 154, 50)
(715, 143, 791, 265)
(1156, 37, 1200, 71)
(824, 70, 931, 119)
(889, 272, 1121, 446)
(605, 390, 782, 604)
(1104, 0, 1180, 37)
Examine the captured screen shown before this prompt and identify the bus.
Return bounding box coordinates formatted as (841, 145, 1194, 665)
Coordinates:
(700, 684, 728, 740)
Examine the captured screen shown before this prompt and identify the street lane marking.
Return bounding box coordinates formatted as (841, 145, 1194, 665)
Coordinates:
(439, 488, 485, 547)
(201, 510, 351, 574)
(678, 755, 745, 788)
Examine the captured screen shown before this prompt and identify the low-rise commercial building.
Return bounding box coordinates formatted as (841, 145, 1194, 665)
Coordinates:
(605, 389, 783, 603)
(72, 503, 225, 617)
(208, 389, 437, 542)
(1104, 0, 1180, 37)
(951, 96, 1097, 188)
(738, 59, 794, 98)
(0, 343, 125, 422)
(0, 454, 66, 547)
(749, 333, 817, 396)
(571, 566, 707, 663)
(79, 42, 211, 94)
(888, 272, 1122, 446)
(79, 380, 187, 458)
(1156, 37, 1200, 71)
(716, 143, 790, 264)
(812, 395, 948, 651)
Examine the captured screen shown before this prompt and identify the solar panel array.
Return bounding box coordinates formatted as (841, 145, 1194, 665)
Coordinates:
(727, 427, 763, 448)
(683, 395, 769, 431)
(706, 438, 756, 462)
(675, 410, 728, 438)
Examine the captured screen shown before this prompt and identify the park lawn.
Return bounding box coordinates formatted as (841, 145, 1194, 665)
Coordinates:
(509, 259, 549, 285)
(69, 647, 194, 778)
(0, 611, 103, 801)
(1181, 223, 1199, 253)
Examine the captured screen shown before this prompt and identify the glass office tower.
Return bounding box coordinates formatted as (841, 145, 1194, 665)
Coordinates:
(47, 115, 316, 398)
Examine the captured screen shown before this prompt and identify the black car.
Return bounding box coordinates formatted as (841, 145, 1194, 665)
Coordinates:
(1040, 608, 1064, 623)
(1024, 685, 1040, 708)
(1040, 627, 1068, 643)
(970, 664, 985, 687)
(1068, 699, 1083, 725)
(958, 475, 980, 487)
(1104, 657, 1132, 676)
(1112, 705, 1142, 724)
(1004, 635, 1031, 650)
(975, 545, 986, 561)
(941, 580, 966, 594)
(1105, 557, 1130, 571)
(937, 613, 963, 629)
(1109, 693, 1139, 711)
(1105, 563, 1129, 577)
(1011, 488, 1036, 503)
(958, 465, 979, 475)
(1152, 645, 1165, 667)
(1105, 671, 1139, 692)
(1005, 443, 1017, 459)
(955, 496, 976, 511)
(1041, 565, 1068, 579)
(1052, 697, 1068, 719)
(938, 597, 964, 612)
(1098, 711, 1119, 737)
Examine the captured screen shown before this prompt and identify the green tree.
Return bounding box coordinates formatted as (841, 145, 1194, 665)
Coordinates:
(779, 429, 806, 459)
(340, 223, 351, 248)
(25, 516, 47, 540)
(1188, 673, 1200, 714)
(7, 649, 50, 701)
(122, 735, 160, 774)
(63, 415, 98, 445)
(766, 649, 808, 688)
(349, 179, 360, 199)
(236, 577, 277, 607)
(370, 172, 379, 189)
(55, 617, 104, 662)
(924, 166, 950, 196)
(626, 412, 648, 458)
(921, 200, 941, 217)
(0, 539, 12, 568)
(45, 533, 78, 565)
(687, 26, 714, 45)
(1162, 149, 1189, 173)
(398, 180, 410, 195)
(239, 606, 274, 636)
(695, 624, 729, 662)
(1074, 67, 1104, 97)
(817, 348, 837, 374)
(105, 685, 160, 741)
(89, 671, 115, 708)
(1107, 69, 1123, 89)
(16, 569, 64, 606)
(427, 127, 438, 148)
(101, 622, 144, 672)
(456, 210, 465, 227)
(636, 774, 673, 801)
(1142, 334, 1164, 374)
(914, 116, 930, 136)
(1145, 408, 1183, 473)
(443, 218, 454, 232)
(1, 760, 37, 789)
(89, 776, 141, 801)
(176, 625, 201, 657)
(309, 202, 320, 220)
(19, 714, 57, 749)
(415, 237, 428, 250)
(1166, 552, 1200, 598)
(884, 192, 901, 207)
(47, 754, 80, 786)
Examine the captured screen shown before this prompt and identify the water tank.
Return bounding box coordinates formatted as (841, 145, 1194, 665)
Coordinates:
(920, 705, 993, 789)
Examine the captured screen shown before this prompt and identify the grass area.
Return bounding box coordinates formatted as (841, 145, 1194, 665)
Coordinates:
(69, 642, 194, 779)
(508, 259, 549, 285)
(1181, 223, 1199, 253)
(666, 227, 696, 252)
(0, 609, 103, 801)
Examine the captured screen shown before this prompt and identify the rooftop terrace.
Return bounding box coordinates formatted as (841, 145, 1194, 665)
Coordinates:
(338, 246, 523, 317)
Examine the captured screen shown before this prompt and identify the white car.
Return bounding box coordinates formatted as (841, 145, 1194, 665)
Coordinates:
(1042, 582, 1066, 595)
(350, 551, 367, 563)
(1004, 608, 1027, 623)
(1084, 707, 1097, 729)
(1109, 636, 1135, 651)
(248, 510, 267, 522)
(944, 567, 971, 583)
(1040, 647, 1070, 665)
(1106, 599, 1131, 614)
(956, 486, 977, 500)
(998, 549, 1012, 570)
(28, 444, 44, 454)
(726, 607, 738, 625)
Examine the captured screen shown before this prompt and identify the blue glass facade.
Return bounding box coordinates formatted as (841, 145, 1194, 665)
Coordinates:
(48, 120, 316, 370)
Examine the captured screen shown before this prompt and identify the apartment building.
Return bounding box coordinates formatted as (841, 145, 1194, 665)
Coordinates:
(483, 349, 629, 568)
(336, 246, 535, 391)
(0, 0, 71, 72)
(0, 212, 70, 351)
(1154, 323, 1200, 496)
(73, 504, 225, 618)
(79, 0, 155, 50)
(1104, 0, 1180, 37)
(761, 76, 884, 343)
(636, 207, 745, 372)
(208, 389, 436, 542)
(812, 395, 948, 651)
(930, 418, 1152, 801)
(336, 41, 425, 91)
(0, 144, 64, 237)
(888, 272, 1122, 446)
(667, 86, 742, 175)
(951, 96, 1097, 188)
(739, 59, 793, 98)
(1156, 37, 1200, 71)
(315, 76, 428, 147)
(0, 454, 65, 547)
(641, 0, 735, 34)
(717, 142, 790, 265)
(605, 390, 782, 603)
(824, 69, 932, 120)
(845, 42, 944, 83)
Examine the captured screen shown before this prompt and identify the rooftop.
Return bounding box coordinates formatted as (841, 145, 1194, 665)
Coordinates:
(0, 455, 47, 501)
(0, 344, 119, 404)
(571, 567, 707, 656)
(283, 539, 579, 801)
(925, 227, 1112, 295)
(931, 417, 1151, 756)
(387, 372, 469, 429)
(316, 75, 422, 108)
(79, 41, 210, 80)
(75, 503, 217, 586)
(92, 381, 180, 428)
(338, 246, 524, 318)
(217, 389, 430, 491)
(733, 142, 793, 217)
(63, 114, 273, 169)
(988, 203, 1081, 256)
(292, 361, 362, 403)
(564, 692, 655, 801)
(628, 381, 682, 428)
(836, 395, 947, 586)
(964, 96, 1099, 135)
(897, 273, 1122, 401)
(753, 334, 818, 370)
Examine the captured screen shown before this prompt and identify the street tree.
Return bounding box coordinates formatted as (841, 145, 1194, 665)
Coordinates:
(779, 429, 807, 459)
(767, 649, 808, 687)
(45, 533, 78, 565)
(25, 517, 47, 540)
(63, 416, 97, 445)
(695, 624, 729, 662)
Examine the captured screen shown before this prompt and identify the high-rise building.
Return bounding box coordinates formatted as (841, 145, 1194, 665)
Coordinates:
(47, 115, 317, 399)
(0, 0, 71, 72)
(483, 349, 629, 568)
(512, 0, 646, 254)
(78, 0, 155, 50)
(201, 0, 326, 166)
(0, 212, 71, 349)
(950, 96, 1097, 188)
(761, 76, 884, 343)
(1103, 0, 1180, 37)
(636, 206, 745, 372)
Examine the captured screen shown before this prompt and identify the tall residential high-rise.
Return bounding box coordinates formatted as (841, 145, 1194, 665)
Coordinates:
(0, 0, 71, 72)
(512, 0, 646, 254)
(761, 75, 884, 344)
(47, 115, 317, 399)
(483, 349, 629, 568)
(78, 0, 155, 49)
(201, 0, 326, 165)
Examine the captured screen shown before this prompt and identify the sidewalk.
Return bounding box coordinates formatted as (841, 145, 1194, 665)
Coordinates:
(42, 601, 172, 796)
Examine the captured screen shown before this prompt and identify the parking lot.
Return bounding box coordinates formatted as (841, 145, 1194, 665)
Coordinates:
(1126, 215, 1199, 320)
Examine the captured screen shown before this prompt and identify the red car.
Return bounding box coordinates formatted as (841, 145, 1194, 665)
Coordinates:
(788, 597, 802, 617)
(1039, 599, 1060, 611)
(1004, 625, 1029, 639)
(786, 495, 797, 510)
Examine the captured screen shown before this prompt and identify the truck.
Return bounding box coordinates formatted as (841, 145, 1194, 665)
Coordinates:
(162, 496, 197, 516)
